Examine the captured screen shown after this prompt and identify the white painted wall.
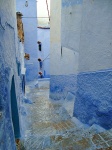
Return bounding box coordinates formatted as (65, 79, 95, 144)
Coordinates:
(78, 0, 112, 72)
(18, 41, 26, 75)
(51, 46, 78, 75)
(50, 0, 79, 76)
(61, 4, 82, 52)
(60, 0, 112, 74)
(50, 0, 61, 75)
(50, 0, 61, 44)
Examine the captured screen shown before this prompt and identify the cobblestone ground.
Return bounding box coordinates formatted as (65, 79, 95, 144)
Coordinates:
(19, 80, 112, 150)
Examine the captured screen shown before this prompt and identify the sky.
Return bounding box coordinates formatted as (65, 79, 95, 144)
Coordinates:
(37, 0, 50, 26)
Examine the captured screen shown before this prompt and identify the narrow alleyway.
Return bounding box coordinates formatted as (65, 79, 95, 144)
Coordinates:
(19, 80, 112, 150)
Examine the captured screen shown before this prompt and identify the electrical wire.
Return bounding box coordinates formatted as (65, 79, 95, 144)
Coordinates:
(46, 0, 50, 22)
(42, 54, 50, 62)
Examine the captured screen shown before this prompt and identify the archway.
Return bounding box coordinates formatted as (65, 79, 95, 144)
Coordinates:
(10, 76, 20, 139)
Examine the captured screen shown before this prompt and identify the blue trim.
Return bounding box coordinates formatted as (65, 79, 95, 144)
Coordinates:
(62, 0, 83, 7)
(73, 69, 112, 129)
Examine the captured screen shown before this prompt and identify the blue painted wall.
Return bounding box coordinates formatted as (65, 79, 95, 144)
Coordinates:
(16, 0, 38, 81)
(74, 69, 112, 129)
(0, 0, 23, 149)
(0, 66, 16, 150)
(50, 75, 77, 100)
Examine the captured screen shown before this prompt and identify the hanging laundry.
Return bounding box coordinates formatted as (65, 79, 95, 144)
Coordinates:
(37, 41, 42, 51)
(38, 58, 43, 69)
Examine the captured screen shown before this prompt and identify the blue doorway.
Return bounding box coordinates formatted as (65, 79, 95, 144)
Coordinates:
(10, 76, 20, 139)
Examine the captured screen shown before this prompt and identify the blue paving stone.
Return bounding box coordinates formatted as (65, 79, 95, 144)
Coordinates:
(20, 106, 27, 116)
(22, 98, 33, 104)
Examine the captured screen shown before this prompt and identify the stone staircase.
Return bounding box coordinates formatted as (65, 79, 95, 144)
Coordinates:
(17, 82, 112, 150)
(18, 121, 112, 150)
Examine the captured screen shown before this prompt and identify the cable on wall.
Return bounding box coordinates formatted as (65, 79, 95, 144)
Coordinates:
(46, 0, 50, 22)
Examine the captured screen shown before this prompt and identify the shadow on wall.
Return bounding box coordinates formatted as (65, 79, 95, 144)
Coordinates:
(10, 76, 20, 139)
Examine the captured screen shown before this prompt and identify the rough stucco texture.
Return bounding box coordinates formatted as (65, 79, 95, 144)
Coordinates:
(0, 0, 22, 149)
(50, 75, 77, 100)
(0, 66, 16, 150)
(0, 30, 16, 149)
(78, 0, 112, 72)
(73, 69, 112, 129)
